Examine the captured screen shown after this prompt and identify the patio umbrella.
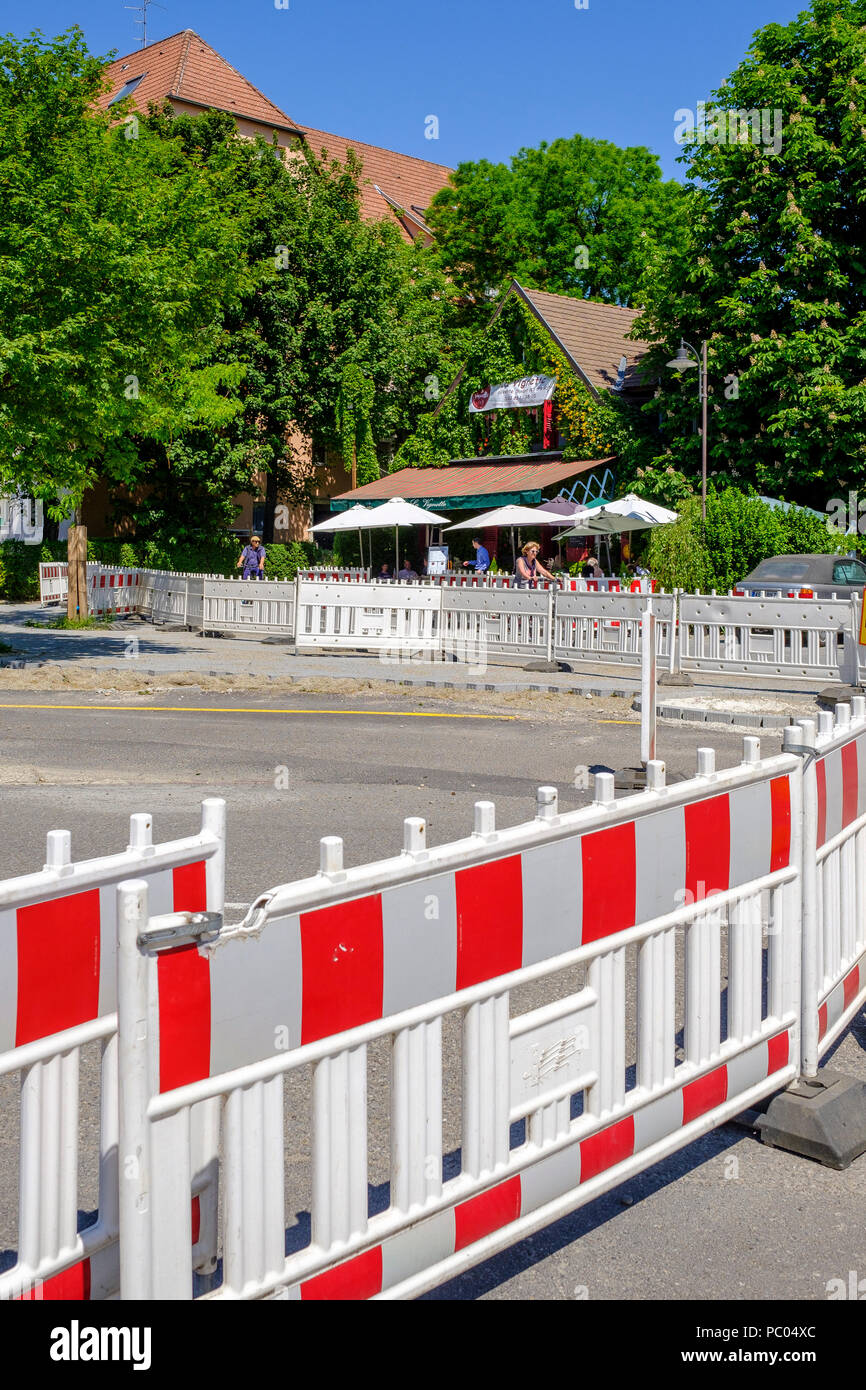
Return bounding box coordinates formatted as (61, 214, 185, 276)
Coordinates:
(445, 503, 566, 569)
(310, 504, 374, 569)
(554, 493, 679, 538)
(329, 497, 450, 574)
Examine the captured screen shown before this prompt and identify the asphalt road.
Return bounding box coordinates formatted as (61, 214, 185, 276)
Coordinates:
(0, 691, 864, 1304)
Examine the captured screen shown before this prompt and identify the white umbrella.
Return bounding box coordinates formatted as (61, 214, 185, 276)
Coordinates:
(555, 493, 679, 538)
(445, 503, 565, 569)
(326, 496, 450, 574)
(310, 504, 373, 569)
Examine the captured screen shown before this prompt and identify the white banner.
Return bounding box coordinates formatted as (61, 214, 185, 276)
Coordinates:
(468, 375, 557, 413)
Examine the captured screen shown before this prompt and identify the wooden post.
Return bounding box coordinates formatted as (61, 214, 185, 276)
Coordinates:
(67, 523, 88, 621)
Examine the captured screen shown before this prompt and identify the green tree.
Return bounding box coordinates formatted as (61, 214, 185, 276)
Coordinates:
(426, 135, 686, 318)
(335, 364, 378, 486)
(633, 0, 866, 509)
(0, 29, 250, 525)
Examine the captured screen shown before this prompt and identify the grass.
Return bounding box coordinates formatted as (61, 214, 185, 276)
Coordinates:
(0, 640, 15, 653)
(25, 613, 115, 630)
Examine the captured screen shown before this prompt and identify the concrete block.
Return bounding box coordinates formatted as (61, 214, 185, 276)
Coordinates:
(759, 1070, 866, 1170)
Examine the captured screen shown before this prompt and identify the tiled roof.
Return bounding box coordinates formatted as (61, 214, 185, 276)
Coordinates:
(515, 283, 651, 396)
(334, 457, 610, 506)
(98, 30, 301, 129)
(98, 32, 454, 241)
(300, 127, 452, 241)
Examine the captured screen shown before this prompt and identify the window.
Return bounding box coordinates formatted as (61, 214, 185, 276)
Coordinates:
(833, 560, 866, 584)
(108, 74, 146, 106)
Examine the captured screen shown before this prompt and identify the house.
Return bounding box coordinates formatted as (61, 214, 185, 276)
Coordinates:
(85, 30, 455, 540)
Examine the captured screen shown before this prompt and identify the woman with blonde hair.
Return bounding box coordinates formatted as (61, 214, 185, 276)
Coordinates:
(515, 541, 555, 588)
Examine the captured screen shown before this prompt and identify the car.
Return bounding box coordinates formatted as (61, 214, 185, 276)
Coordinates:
(733, 554, 866, 599)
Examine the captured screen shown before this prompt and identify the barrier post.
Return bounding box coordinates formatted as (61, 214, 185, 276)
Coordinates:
(640, 602, 657, 765)
(546, 585, 555, 664)
(117, 878, 154, 1300)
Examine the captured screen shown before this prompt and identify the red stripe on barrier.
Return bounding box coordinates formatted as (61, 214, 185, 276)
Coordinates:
(191, 1195, 201, 1245)
(581, 824, 635, 943)
(843, 964, 860, 1011)
(15, 890, 101, 1046)
(173, 861, 207, 912)
(300, 896, 384, 1044)
(580, 1116, 635, 1183)
(455, 1176, 522, 1251)
(769, 777, 791, 872)
(14, 1259, 92, 1300)
(767, 1029, 789, 1074)
(157, 944, 211, 1092)
(682, 1065, 728, 1124)
(816, 759, 827, 849)
(841, 742, 858, 829)
(455, 856, 523, 988)
(301, 1247, 383, 1300)
(684, 794, 730, 901)
(818, 1000, 828, 1040)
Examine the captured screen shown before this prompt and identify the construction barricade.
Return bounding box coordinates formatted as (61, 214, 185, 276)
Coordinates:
(116, 735, 803, 1300)
(793, 701, 866, 1073)
(554, 591, 676, 669)
(200, 578, 296, 636)
(440, 586, 552, 661)
(678, 593, 855, 682)
(38, 563, 68, 606)
(0, 801, 225, 1301)
(295, 579, 442, 655)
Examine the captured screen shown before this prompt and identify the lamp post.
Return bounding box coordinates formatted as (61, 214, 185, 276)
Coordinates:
(667, 339, 708, 522)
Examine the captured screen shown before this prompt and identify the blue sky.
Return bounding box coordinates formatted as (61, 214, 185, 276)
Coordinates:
(10, 0, 808, 179)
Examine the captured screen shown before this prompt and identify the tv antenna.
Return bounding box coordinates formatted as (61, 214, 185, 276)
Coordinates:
(123, 0, 166, 49)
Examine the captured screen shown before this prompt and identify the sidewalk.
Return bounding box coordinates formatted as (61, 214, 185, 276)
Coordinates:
(0, 602, 837, 729)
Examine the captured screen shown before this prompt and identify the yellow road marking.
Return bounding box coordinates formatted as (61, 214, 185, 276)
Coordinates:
(0, 703, 514, 722)
(597, 718, 638, 724)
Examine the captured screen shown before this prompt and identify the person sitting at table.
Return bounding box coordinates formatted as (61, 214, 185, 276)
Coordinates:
(398, 557, 418, 581)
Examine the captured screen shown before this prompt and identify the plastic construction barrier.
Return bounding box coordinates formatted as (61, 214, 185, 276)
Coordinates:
(201, 578, 296, 636)
(0, 801, 225, 1302)
(793, 702, 866, 1073)
(440, 585, 552, 661)
(554, 591, 676, 669)
(116, 734, 805, 1300)
(678, 593, 855, 682)
(38, 563, 68, 606)
(295, 579, 442, 654)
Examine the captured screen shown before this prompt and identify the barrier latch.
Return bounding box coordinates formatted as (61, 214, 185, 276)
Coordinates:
(138, 910, 222, 951)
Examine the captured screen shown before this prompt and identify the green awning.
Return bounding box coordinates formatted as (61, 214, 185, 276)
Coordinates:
(331, 490, 544, 513)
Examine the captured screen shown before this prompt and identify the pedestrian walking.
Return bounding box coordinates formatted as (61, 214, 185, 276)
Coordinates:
(462, 538, 491, 573)
(237, 535, 266, 579)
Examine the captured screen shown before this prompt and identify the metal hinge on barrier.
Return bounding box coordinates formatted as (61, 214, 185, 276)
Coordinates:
(138, 910, 223, 952)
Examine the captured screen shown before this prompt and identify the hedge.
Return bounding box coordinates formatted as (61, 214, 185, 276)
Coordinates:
(0, 538, 330, 602)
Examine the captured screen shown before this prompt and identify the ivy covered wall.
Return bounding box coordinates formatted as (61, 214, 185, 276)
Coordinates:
(392, 293, 629, 471)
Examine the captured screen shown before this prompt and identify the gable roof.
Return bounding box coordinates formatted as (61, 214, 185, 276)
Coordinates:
(98, 30, 303, 132)
(300, 126, 452, 239)
(98, 32, 454, 242)
(514, 282, 650, 396)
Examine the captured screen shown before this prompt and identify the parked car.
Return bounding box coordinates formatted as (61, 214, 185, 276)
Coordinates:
(733, 554, 866, 599)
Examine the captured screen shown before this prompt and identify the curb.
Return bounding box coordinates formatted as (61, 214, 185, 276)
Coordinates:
(633, 696, 799, 731)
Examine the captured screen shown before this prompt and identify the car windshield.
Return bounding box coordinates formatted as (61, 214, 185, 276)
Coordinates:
(750, 561, 811, 581)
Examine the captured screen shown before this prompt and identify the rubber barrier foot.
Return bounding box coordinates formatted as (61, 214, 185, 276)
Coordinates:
(522, 659, 566, 672)
(658, 671, 694, 687)
(817, 684, 863, 709)
(758, 1069, 866, 1170)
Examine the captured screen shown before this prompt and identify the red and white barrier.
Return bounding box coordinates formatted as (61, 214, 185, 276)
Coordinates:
(0, 801, 225, 1302)
(115, 735, 806, 1300)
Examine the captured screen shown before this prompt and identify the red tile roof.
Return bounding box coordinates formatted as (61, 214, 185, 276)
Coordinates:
(98, 32, 454, 241)
(98, 30, 301, 130)
(334, 457, 611, 506)
(515, 283, 651, 396)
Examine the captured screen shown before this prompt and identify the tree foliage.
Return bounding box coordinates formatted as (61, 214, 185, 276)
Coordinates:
(426, 135, 687, 318)
(633, 0, 866, 508)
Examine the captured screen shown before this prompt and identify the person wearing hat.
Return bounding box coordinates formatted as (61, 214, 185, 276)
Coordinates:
(516, 541, 555, 588)
(237, 535, 266, 579)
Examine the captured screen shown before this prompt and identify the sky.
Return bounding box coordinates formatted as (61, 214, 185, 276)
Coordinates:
(6, 0, 810, 180)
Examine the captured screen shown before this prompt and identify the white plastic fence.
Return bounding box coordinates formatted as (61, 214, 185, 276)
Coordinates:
(795, 704, 866, 1073)
(38, 563, 68, 605)
(201, 579, 296, 636)
(115, 731, 809, 1301)
(0, 801, 225, 1301)
(440, 586, 552, 660)
(678, 594, 854, 682)
(295, 580, 442, 654)
(554, 591, 676, 669)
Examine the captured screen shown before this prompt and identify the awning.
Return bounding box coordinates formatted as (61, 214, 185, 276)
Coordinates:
(330, 456, 612, 512)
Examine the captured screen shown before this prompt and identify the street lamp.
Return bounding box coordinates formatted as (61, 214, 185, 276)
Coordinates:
(667, 338, 708, 521)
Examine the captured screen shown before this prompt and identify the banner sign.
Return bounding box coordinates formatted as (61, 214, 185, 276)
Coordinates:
(469, 375, 557, 413)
